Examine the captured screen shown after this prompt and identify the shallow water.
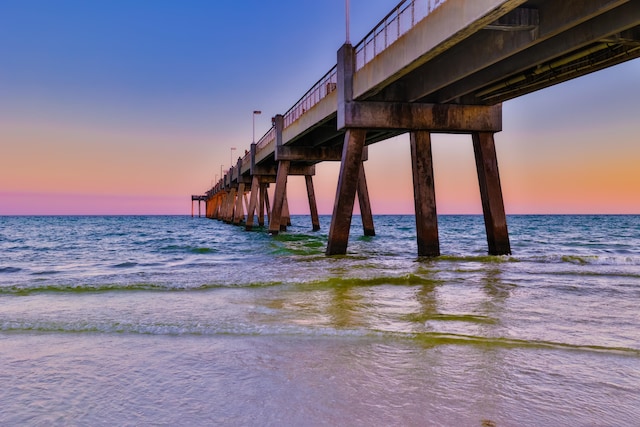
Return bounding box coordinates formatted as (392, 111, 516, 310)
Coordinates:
(1, 215, 639, 425)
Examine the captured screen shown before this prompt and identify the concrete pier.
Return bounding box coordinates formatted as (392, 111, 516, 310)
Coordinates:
(195, 0, 640, 256)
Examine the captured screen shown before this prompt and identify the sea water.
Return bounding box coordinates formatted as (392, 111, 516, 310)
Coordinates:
(1, 215, 639, 426)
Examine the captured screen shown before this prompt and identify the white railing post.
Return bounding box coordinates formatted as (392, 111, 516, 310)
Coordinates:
(411, 0, 415, 26)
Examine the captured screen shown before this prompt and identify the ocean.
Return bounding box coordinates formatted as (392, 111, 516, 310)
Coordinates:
(1, 214, 639, 426)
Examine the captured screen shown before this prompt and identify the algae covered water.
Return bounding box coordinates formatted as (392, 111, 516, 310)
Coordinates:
(1, 215, 639, 425)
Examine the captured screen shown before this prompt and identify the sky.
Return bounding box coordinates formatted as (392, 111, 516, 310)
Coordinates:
(1, 0, 638, 215)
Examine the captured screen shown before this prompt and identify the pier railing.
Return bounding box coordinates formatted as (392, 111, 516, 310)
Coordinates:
(255, 126, 276, 154)
(283, 66, 338, 128)
(355, 0, 446, 70)
(255, 65, 338, 155)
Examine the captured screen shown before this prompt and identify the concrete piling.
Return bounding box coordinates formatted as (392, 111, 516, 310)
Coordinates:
(410, 131, 440, 257)
(472, 132, 511, 255)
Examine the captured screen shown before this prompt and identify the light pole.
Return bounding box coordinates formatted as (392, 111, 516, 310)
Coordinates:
(252, 110, 262, 143)
(230, 147, 236, 168)
(346, 0, 350, 44)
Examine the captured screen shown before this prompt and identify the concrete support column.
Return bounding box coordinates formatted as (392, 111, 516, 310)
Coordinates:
(218, 194, 225, 219)
(410, 131, 440, 256)
(357, 162, 375, 236)
(269, 161, 290, 234)
(263, 186, 271, 226)
(281, 194, 291, 230)
(218, 194, 224, 219)
(215, 194, 223, 219)
(212, 195, 219, 219)
(234, 183, 245, 224)
(243, 192, 250, 216)
(259, 184, 267, 227)
(220, 193, 227, 221)
(224, 188, 236, 223)
(326, 129, 367, 255)
(210, 196, 216, 219)
(337, 43, 355, 130)
(327, 41, 364, 255)
(472, 132, 511, 255)
(305, 175, 321, 231)
(212, 198, 217, 218)
(220, 193, 228, 221)
(222, 192, 229, 222)
(269, 114, 288, 234)
(246, 176, 260, 230)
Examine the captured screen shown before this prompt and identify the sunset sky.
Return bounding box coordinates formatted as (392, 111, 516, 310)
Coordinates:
(1, 1, 639, 215)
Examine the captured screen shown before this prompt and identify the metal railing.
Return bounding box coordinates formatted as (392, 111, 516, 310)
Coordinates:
(255, 126, 276, 152)
(355, 0, 446, 70)
(283, 66, 338, 128)
(254, 63, 336, 150)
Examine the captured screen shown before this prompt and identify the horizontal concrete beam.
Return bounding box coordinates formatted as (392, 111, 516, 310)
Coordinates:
(287, 164, 317, 176)
(276, 145, 369, 162)
(341, 102, 502, 132)
(249, 176, 276, 184)
(276, 146, 343, 162)
(251, 164, 316, 176)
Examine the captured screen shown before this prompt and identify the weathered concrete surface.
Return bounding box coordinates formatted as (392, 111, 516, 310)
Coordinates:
(326, 129, 367, 255)
(275, 146, 344, 162)
(342, 102, 502, 131)
(305, 176, 321, 231)
(268, 160, 290, 235)
(473, 132, 511, 255)
(411, 131, 440, 257)
(353, 0, 527, 100)
(357, 163, 375, 237)
(245, 176, 260, 231)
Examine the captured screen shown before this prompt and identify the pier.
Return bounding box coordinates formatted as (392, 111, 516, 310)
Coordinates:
(191, 195, 207, 218)
(195, 0, 640, 256)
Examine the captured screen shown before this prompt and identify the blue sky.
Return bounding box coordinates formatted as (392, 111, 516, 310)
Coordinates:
(1, 1, 639, 214)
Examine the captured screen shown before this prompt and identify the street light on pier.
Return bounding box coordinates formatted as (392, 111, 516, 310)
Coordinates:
(346, 0, 350, 44)
(252, 110, 262, 143)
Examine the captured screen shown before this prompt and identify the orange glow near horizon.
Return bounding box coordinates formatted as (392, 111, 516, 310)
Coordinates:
(1, 2, 639, 216)
(3, 118, 639, 215)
